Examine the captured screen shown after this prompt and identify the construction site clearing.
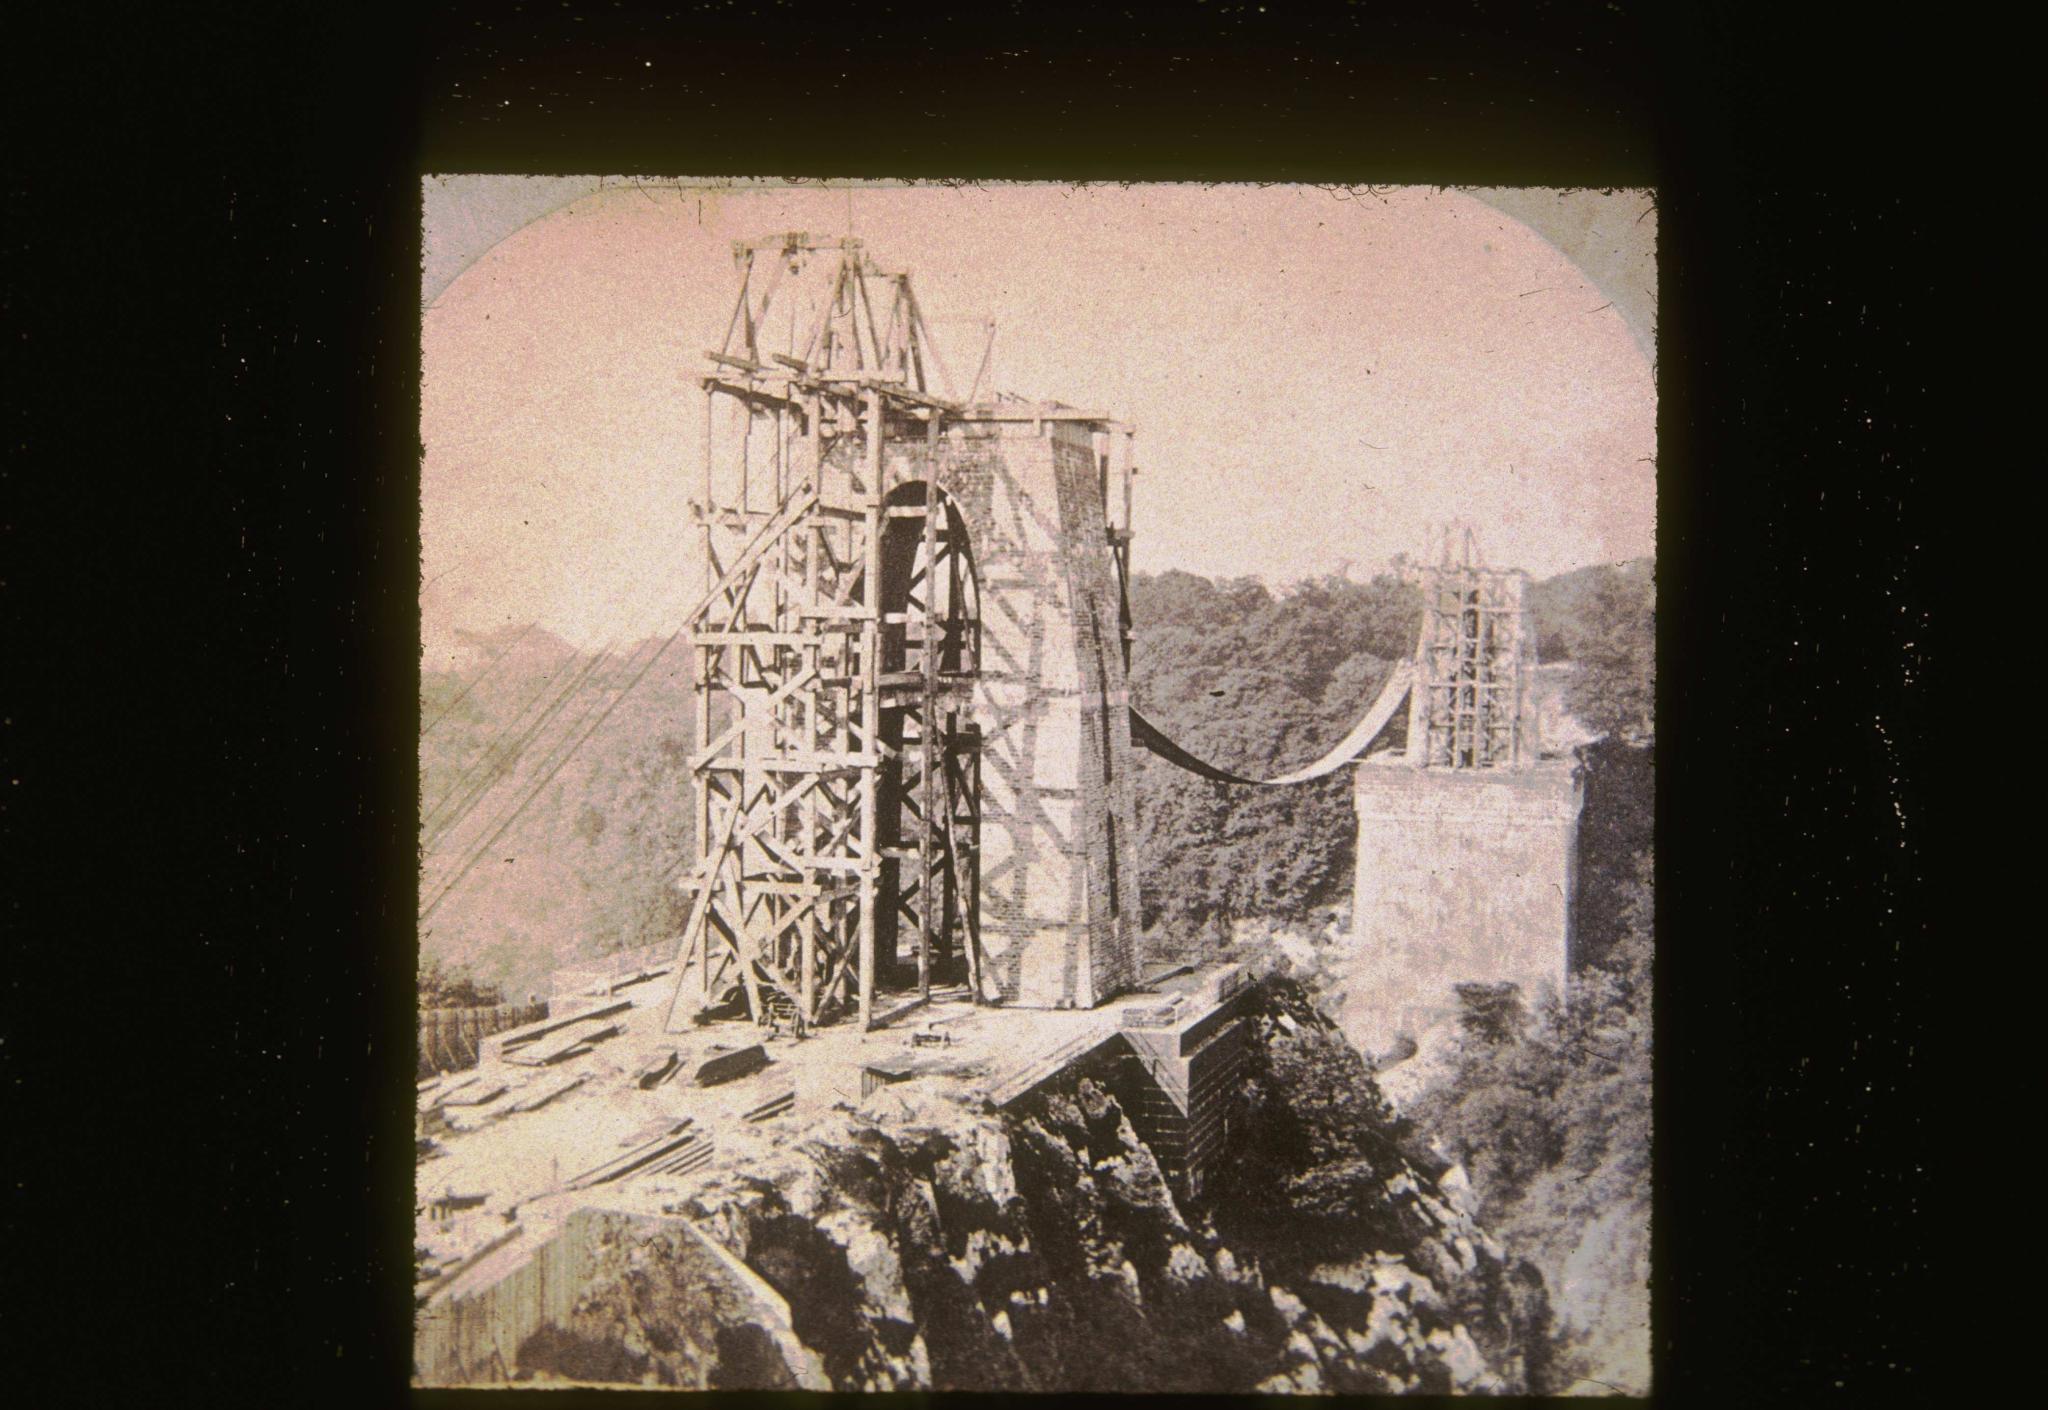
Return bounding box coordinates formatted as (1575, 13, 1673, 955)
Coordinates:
(414, 954, 1254, 1325)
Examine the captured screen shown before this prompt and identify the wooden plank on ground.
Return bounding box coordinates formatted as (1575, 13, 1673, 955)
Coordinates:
(657, 1144, 716, 1178)
(609, 964, 671, 992)
(742, 1088, 796, 1123)
(429, 1073, 481, 1104)
(484, 999, 633, 1057)
(567, 1121, 700, 1190)
(506, 1074, 586, 1113)
(693, 1044, 770, 1087)
(636, 1049, 682, 1090)
(502, 1019, 621, 1067)
(617, 1115, 690, 1149)
(440, 1082, 507, 1107)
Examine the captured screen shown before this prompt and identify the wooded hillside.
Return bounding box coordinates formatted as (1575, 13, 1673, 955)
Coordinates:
(417, 625, 696, 1000)
(417, 558, 1654, 997)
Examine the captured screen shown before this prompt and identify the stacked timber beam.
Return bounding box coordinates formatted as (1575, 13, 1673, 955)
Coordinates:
(501, 1017, 621, 1067)
(566, 1119, 715, 1190)
(692, 1044, 770, 1087)
(741, 1087, 796, 1123)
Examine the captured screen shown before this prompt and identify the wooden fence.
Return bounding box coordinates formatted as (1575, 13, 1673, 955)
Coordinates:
(413, 1207, 829, 1388)
(418, 1001, 549, 1078)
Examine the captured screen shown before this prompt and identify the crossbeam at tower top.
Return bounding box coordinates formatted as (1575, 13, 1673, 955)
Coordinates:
(700, 232, 1124, 430)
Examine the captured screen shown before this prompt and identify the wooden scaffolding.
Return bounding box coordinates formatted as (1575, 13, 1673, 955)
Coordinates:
(665, 235, 987, 1034)
(1406, 527, 1541, 771)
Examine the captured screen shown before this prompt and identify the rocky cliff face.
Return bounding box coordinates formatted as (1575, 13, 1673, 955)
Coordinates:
(520, 978, 1553, 1393)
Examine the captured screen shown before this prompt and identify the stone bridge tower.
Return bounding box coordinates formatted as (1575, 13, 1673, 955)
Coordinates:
(664, 236, 1141, 1032)
(1348, 527, 1584, 1049)
(917, 417, 1143, 1010)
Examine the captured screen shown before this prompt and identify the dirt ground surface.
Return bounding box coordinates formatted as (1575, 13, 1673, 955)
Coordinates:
(415, 963, 1230, 1292)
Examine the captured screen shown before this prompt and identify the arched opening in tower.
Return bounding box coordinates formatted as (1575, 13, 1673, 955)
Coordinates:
(874, 481, 984, 999)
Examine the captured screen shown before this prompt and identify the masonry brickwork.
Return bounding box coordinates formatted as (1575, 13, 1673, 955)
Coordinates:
(1115, 1002, 1249, 1201)
(1350, 755, 1582, 1040)
(879, 419, 1142, 1010)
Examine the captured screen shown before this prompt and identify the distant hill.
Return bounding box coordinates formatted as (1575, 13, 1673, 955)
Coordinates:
(418, 627, 696, 1000)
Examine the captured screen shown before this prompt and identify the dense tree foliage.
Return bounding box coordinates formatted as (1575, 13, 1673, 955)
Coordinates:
(1571, 739, 1655, 970)
(418, 559, 1651, 1008)
(1452, 982, 1530, 1047)
(1213, 977, 1419, 1240)
(1127, 570, 1421, 957)
(1414, 908, 1651, 1229)
(1533, 558, 1655, 746)
(1405, 879, 1652, 1390)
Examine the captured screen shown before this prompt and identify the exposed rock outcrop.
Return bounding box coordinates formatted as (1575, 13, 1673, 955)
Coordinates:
(516, 978, 1552, 1393)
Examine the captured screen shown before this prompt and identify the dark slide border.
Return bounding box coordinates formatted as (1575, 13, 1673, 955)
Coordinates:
(8, 3, 1930, 1406)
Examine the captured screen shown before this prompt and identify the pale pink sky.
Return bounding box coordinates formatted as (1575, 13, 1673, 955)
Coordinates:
(421, 182, 1655, 667)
